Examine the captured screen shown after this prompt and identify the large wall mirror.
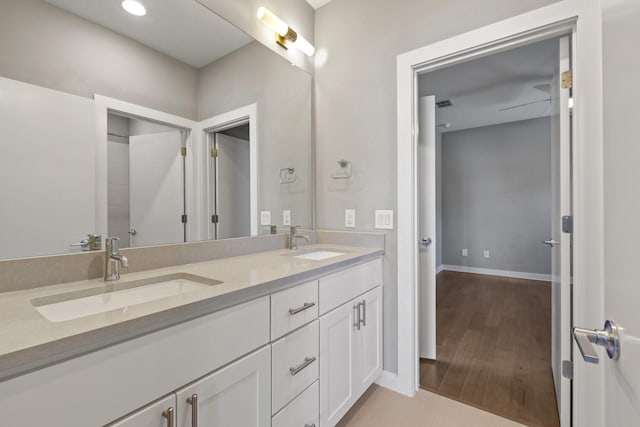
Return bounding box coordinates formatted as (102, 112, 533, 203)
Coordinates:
(0, 0, 312, 259)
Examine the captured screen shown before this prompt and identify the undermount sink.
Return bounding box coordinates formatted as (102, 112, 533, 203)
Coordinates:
(30, 273, 222, 322)
(291, 250, 346, 261)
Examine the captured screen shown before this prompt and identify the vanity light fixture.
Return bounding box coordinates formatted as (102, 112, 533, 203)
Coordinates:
(256, 7, 315, 57)
(122, 0, 147, 17)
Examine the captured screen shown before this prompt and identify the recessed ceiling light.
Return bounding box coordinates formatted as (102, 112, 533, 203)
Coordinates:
(122, 0, 146, 16)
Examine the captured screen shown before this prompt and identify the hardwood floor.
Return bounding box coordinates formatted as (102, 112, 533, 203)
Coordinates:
(420, 271, 560, 427)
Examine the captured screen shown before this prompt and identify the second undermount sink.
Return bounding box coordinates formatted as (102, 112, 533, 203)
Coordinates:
(30, 273, 222, 322)
(288, 248, 347, 261)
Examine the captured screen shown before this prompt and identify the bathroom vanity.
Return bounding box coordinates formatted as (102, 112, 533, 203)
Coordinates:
(0, 244, 383, 427)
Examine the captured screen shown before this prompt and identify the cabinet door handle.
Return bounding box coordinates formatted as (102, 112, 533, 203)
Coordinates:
(289, 302, 315, 316)
(360, 300, 366, 327)
(162, 407, 174, 427)
(304, 424, 316, 427)
(353, 304, 361, 330)
(289, 356, 316, 376)
(187, 394, 198, 427)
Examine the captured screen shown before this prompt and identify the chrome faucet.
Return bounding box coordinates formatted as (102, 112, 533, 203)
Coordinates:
(104, 237, 129, 281)
(289, 226, 310, 251)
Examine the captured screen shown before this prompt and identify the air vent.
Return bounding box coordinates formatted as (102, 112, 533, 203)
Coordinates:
(436, 99, 453, 108)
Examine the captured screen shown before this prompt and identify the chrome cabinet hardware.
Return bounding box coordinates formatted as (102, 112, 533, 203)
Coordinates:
(187, 394, 198, 427)
(289, 302, 316, 316)
(304, 424, 316, 427)
(359, 300, 366, 327)
(573, 320, 621, 363)
(162, 407, 174, 427)
(543, 239, 560, 247)
(289, 356, 316, 376)
(420, 237, 432, 247)
(353, 304, 361, 330)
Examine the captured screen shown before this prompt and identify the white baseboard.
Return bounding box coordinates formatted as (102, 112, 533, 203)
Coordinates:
(375, 370, 415, 397)
(442, 264, 551, 282)
(436, 264, 444, 274)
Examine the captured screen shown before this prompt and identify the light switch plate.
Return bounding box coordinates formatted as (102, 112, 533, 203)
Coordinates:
(282, 210, 291, 226)
(345, 209, 356, 228)
(483, 250, 490, 259)
(260, 211, 271, 226)
(462, 248, 468, 257)
(375, 210, 394, 229)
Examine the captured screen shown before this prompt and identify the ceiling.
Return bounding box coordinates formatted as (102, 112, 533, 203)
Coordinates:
(418, 38, 559, 132)
(43, 0, 253, 68)
(305, 0, 333, 9)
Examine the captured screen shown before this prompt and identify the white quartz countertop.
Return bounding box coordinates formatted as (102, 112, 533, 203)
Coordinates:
(0, 244, 382, 381)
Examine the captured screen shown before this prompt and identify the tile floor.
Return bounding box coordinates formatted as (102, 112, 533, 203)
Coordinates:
(337, 385, 526, 427)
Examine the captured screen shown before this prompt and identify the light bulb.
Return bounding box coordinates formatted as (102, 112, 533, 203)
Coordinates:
(293, 34, 315, 57)
(122, 1, 146, 16)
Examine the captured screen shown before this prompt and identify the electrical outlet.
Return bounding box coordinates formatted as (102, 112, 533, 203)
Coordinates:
(483, 250, 490, 259)
(260, 211, 271, 226)
(461, 248, 468, 257)
(345, 209, 356, 228)
(282, 210, 291, 226)
(375, 210, 394, 229)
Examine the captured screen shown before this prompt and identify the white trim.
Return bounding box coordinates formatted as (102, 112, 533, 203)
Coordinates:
(436, 265, 444, 274)
(374, 370, 401, 390)
(441, 265, 552, 282)
(396, 3, 604, 426)
(94, 95, 198, 242)
(197, 104, 259, 237)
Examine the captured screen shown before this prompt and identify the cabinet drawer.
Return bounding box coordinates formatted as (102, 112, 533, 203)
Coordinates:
(271, 280, 318, 340)
(272, 381, 319, 427)
(272, 320, 319, 414)
(319, 258, 382, 315)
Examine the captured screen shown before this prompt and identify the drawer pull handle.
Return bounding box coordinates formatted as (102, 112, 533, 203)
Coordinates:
(289, 302, 315, 316)
(187, 394, 198, 427)
(289, 356, 316, 376)
(162, 407, 174, 427)
(360, 300, 366, 327)
(304, 424, 316, 427)
(353, 304, 360, 330)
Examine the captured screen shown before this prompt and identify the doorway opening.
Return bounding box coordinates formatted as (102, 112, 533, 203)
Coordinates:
(106, 112, 189, 248)
(415, 36, 573, 427)
(206, 121, 251, 240)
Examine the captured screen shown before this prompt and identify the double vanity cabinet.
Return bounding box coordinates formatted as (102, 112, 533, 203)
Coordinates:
(0, 253, 382, 427)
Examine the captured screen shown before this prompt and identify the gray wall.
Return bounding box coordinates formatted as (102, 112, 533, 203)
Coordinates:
(199, 41, 313, 229)
(314, 0, 560, 373)
(441, 118, 551, 274)
(0, 0, 199, 119)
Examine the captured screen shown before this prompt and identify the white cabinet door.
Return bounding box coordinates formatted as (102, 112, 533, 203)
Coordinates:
(319, 299, 358, 427)
(176, 346, 271, 427)
(107, 395, 176, 427)
(354, 286, 383, 395)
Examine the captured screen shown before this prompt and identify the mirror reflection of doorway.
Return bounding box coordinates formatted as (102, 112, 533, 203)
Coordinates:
(207, 122, 251, 240)
(107, 113, 188, 248)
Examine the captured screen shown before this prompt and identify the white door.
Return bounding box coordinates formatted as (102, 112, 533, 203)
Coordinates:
(176, 346, 271, 427)
(597, 0, 640, 424)
(129, 131, 185, 247)
(319, 300, 358, 427)
(354, 286, 383, 394)
(107, 394, 176, 427)
(214, 133, 250, 239)
(418, 95, 437, 360)
(550, 36, 572, 427)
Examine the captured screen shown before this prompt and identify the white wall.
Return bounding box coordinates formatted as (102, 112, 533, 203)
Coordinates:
(441, 118, 552, 275)
(314, 0, 561, 373)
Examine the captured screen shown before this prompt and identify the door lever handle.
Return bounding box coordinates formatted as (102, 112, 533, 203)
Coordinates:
(573, 320, 620, 363)
(543, 239, 559, 247)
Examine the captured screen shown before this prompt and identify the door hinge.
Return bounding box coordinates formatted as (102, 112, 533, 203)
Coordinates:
(211, 214, 219, 224)
(211, 148, 218, 158)
(181, 214, 188, 224)
(561, 70, 573, 89)
(562, 360, 573, 379)
(562, 215, 573, 234)
(180, 147, 187, 157)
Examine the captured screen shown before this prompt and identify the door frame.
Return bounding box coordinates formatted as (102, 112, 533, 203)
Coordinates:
(198, 103, 258, 238)
(94, 95, 198, 243)
(392, 1, 604, 426)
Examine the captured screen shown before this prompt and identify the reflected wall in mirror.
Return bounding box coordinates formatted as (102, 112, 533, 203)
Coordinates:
(0, 0, 312, 260)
